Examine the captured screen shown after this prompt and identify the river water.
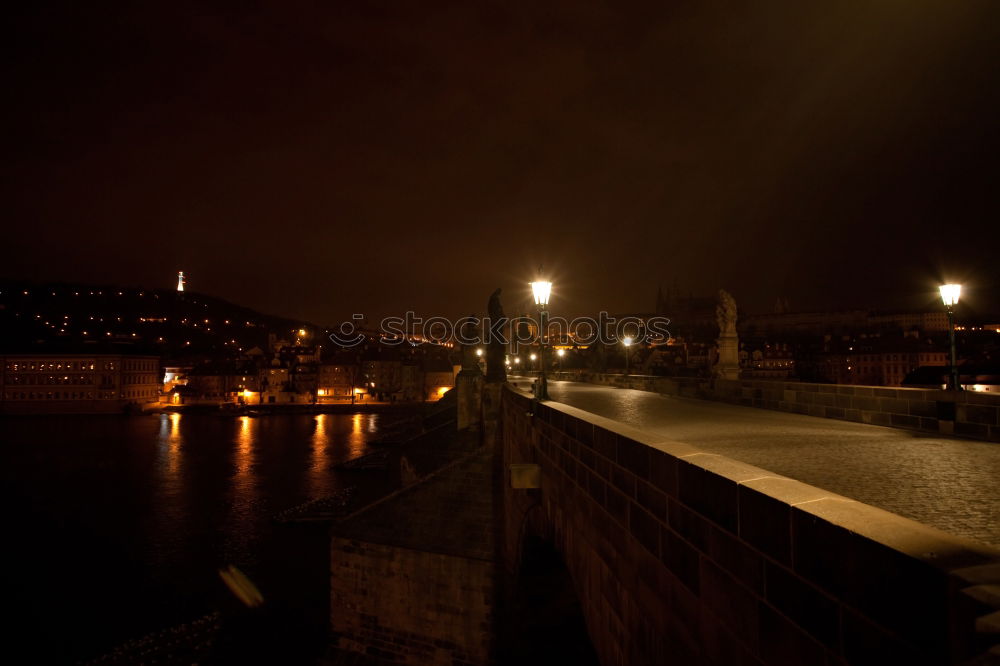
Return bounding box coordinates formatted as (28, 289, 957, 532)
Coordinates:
(0, 411, 410, 664)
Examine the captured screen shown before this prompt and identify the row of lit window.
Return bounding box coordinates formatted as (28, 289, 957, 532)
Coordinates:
(5, 375, 99, 386)
(5, 391, 108, 400)
(6, 361, 99, 371)
(3, 388, 157, 400)
(122, 375, 158, 385)
(317, 388, 354, 396)
(123, 361, 157, 371)
(853, 354, 943, 362)
(847, 366, 914, 374)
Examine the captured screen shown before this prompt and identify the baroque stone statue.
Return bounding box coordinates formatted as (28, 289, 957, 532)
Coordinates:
(716, 289, 738, 338)
(486, 288, 507, 382)
(713, 289, 740, 380)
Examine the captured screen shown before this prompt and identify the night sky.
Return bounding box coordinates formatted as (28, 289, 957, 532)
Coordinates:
(4, 1, 998, 324)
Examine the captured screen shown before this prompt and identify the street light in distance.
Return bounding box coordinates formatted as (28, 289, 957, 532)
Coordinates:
(940, 283, 962, 391)
(530, 279, 552, 399)
(623, 336, 634, 376)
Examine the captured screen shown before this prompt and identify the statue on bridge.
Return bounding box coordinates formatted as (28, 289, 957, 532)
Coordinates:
(457, 314, 484, 434)
(716, 289, 737, 338)
(713, 289, 740, 380)
(486, 288, 507, 383)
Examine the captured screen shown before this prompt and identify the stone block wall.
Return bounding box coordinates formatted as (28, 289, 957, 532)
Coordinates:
(549, 372, 1000, 442)
(330, 444, 497, 665)
(330, 539, 493, 665)
(501, 386, 1000, 665)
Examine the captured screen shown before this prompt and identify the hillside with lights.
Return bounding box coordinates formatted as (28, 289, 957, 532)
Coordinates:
(0, 280, 316, 360)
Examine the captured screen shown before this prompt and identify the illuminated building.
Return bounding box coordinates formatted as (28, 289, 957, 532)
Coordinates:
(400, 357, 455, 401)
(317, 360, 358, 403)
(1, 353, 160, 414)
(815, 344, 947, 387)
(361, 347, 402, 401)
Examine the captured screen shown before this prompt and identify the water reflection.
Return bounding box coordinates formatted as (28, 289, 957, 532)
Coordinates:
(308, 414, 330, 498)
(157, 412, 182, 478)
(151, 412, 186, 572)
(225, 416, 259, 562)
(235, 416, 254, 479)
(0, 411, 393, 663)
(349, 413, 366, 458)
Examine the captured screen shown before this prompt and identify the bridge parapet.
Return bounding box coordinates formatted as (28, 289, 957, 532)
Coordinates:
(548, 372, 1000, 442)
(501, 384, 1000, 664)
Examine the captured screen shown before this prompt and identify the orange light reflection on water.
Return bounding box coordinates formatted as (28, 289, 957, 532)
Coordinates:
(225, 415, 259, 559)
(308, 414, 330, 498)
(348, 413, 365, 459)
(235, 416, 253, 479)
(157, 412, 182, 478)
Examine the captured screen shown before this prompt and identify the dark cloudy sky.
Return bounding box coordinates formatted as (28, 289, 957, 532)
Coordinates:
(3, 0, 998, 324)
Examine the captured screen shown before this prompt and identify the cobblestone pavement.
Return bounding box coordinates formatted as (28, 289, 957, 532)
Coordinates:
(516, 378, 1000, 548)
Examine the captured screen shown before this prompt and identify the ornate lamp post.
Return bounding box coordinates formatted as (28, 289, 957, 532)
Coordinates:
(939, 283, 962, 391)
(531, 279, 552, 400)
(623, 336, 633, 376)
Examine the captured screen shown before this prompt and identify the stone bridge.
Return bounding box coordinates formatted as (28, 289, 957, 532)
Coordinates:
(329, 376, 1000, 665)
(500, 383, 1000, 665)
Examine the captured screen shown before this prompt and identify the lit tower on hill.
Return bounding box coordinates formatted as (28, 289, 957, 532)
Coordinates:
(177, 271, 185, 292)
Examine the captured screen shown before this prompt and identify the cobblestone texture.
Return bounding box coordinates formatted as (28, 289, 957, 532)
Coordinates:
(528, 379, 1000, 548)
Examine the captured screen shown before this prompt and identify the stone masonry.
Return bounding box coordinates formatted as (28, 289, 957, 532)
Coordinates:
(501, 385, 1000, 665)
(330, 446, 496, 665)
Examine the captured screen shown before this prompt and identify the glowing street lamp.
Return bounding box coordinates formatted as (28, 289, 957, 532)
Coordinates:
(530, 279, 553, 399)
(940, 284, 962, 390)
(623, 336, 633, 376)
(530, 280, 552, 308)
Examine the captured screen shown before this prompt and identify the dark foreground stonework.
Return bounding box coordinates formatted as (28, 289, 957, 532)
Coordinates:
(330, 445, 497, 665)
(326, 381, 1000, 665)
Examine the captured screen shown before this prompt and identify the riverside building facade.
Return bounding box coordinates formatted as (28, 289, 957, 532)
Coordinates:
(1, 353, 160, 414)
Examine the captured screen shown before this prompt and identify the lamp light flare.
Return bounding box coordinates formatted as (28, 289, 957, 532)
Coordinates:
(939, 284, 961, 307)
(530, 280, 552, 307)
(623, 336, 634, 346)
